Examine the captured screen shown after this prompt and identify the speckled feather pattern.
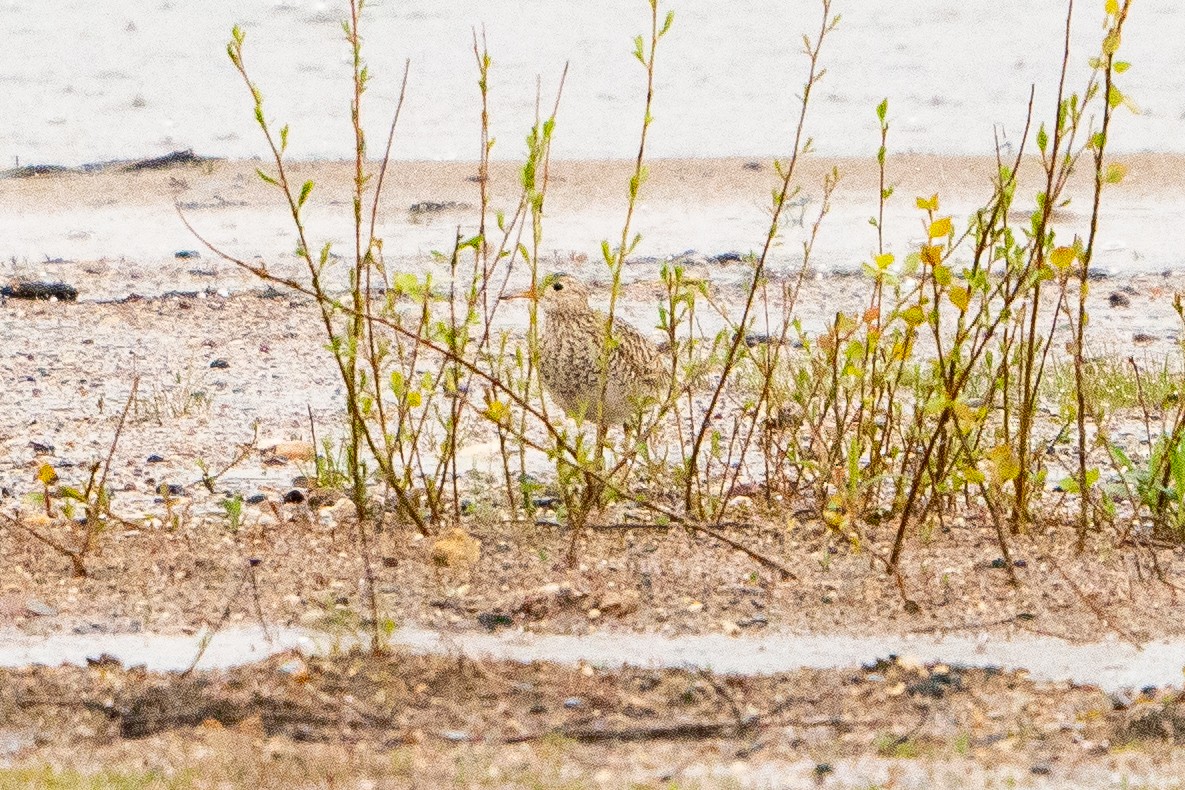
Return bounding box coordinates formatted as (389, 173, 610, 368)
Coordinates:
(535, 276, 664, 425)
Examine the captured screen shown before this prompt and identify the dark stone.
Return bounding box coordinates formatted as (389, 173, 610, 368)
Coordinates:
(245, 493, 267, 505)
(477, 611, 514, 631)
(1108, 292, 1131, 308)
(209, 359, 230, 369)
(174, 250, 201, 259)
(283, 490, 306, 504)
(29, 441, 55, 455)
(121, 149, 210, 171)
(146, 454, 165, 464)
(1, 281, 78, 301)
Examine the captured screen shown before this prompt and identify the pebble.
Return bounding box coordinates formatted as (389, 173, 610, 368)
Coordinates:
(24, 599, 57, 617)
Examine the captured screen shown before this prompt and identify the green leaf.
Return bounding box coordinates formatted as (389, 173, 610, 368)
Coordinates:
(1036, 124, 1048, 153)
(255, 168, 278, 186)
(1107, 85, 1124, 109)
(1104, 162, 1127, 184)
(1114, 60, 1131, 74)
(297, 179, 314, 209)
(660, 10, 675, 36)
(876, 98, 888, 123)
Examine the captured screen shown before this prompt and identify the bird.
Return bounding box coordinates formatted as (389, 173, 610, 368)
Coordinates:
(509, 273, 665, 427)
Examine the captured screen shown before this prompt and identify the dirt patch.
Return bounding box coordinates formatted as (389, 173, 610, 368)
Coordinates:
(1, 650, 1182, 787)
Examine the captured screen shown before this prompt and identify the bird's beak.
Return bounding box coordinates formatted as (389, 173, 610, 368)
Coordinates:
(503, 285, 538, 301)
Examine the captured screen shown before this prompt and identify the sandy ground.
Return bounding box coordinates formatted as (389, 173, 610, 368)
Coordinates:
(2, 650, 1184, 788)
(3, 156, 1185, 785)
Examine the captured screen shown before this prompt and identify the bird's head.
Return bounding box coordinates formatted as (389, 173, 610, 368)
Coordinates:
(505, 272, 591, 313)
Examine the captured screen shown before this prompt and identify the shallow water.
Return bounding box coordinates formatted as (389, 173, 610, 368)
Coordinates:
(5, 1, 1184, 166)
(2, 624, 1181, 693)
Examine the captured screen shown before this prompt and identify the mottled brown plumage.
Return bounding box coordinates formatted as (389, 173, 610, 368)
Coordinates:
(520, 273, 664, 426)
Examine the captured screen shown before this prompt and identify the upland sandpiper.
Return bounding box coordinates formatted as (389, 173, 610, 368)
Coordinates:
(513, 273, 665, 426)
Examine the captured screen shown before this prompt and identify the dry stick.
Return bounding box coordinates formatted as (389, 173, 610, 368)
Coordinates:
(307, 404, 319, 480)
(78, 375, 139, 563)
(5, 512, 87, 578)
(504, 718, 759, 745)
(182, 559, 253, 677)
(7, 378, 141, 577)
(179, 215, 795, 582)
(682, 1, 835, 515)
(1042, 554, 1143, 648)
(1013, 0, 1078, 532)
(1075, 1, 1132, 550)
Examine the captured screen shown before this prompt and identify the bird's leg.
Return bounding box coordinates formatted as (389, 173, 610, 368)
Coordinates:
(566, 469, 606, 567)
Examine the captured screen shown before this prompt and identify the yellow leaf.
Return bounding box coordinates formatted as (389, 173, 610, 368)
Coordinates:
(1103, 30, 1121, 56)
(1050, 246, 1076, 269)
(949, 286, 970, 312)
(933, 264, 952, 286)
(485, 399, 508, 424)
(929, 216, 952, 238)
(961, 464, 986, 485)
(406, 390, 422, 408)
(916, 193, 939, 212)
(874, 252, 894, 269)
(902, 304, 926, 327)
(1105, 0, 1119, 15)
(37, 463, 58, 486)
(953, 401, 979, 431)
(921, 245, 944, 266)
(986, 444, 1021, 486)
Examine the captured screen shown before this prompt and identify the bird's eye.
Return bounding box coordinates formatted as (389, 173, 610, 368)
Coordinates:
(552, 282, 563, 291)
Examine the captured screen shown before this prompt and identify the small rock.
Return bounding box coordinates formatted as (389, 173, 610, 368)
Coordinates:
(431, 528, 481, 569)
(174, 250, 201, 259)
(145, 454, 165, 463)
(283, 490, 306, 504)
(686, 601, 704, 613)
(1030, 762, 1053, 776)
(477, 611, 513, 631)
(563, 697, 584, 709)
(209, 359, 230, 369)
(25, 599, 57, 617)
(597, 590, 640, 617)
(586, 608, 602, 621)
(1108, 291, 1131, 308)
(441, 730, 470, 742)
(268, 441, 316, 462)
(245, 493, 267, 505)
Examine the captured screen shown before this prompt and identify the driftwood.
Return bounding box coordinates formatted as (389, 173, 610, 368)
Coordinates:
(2, 149, 214, 179)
